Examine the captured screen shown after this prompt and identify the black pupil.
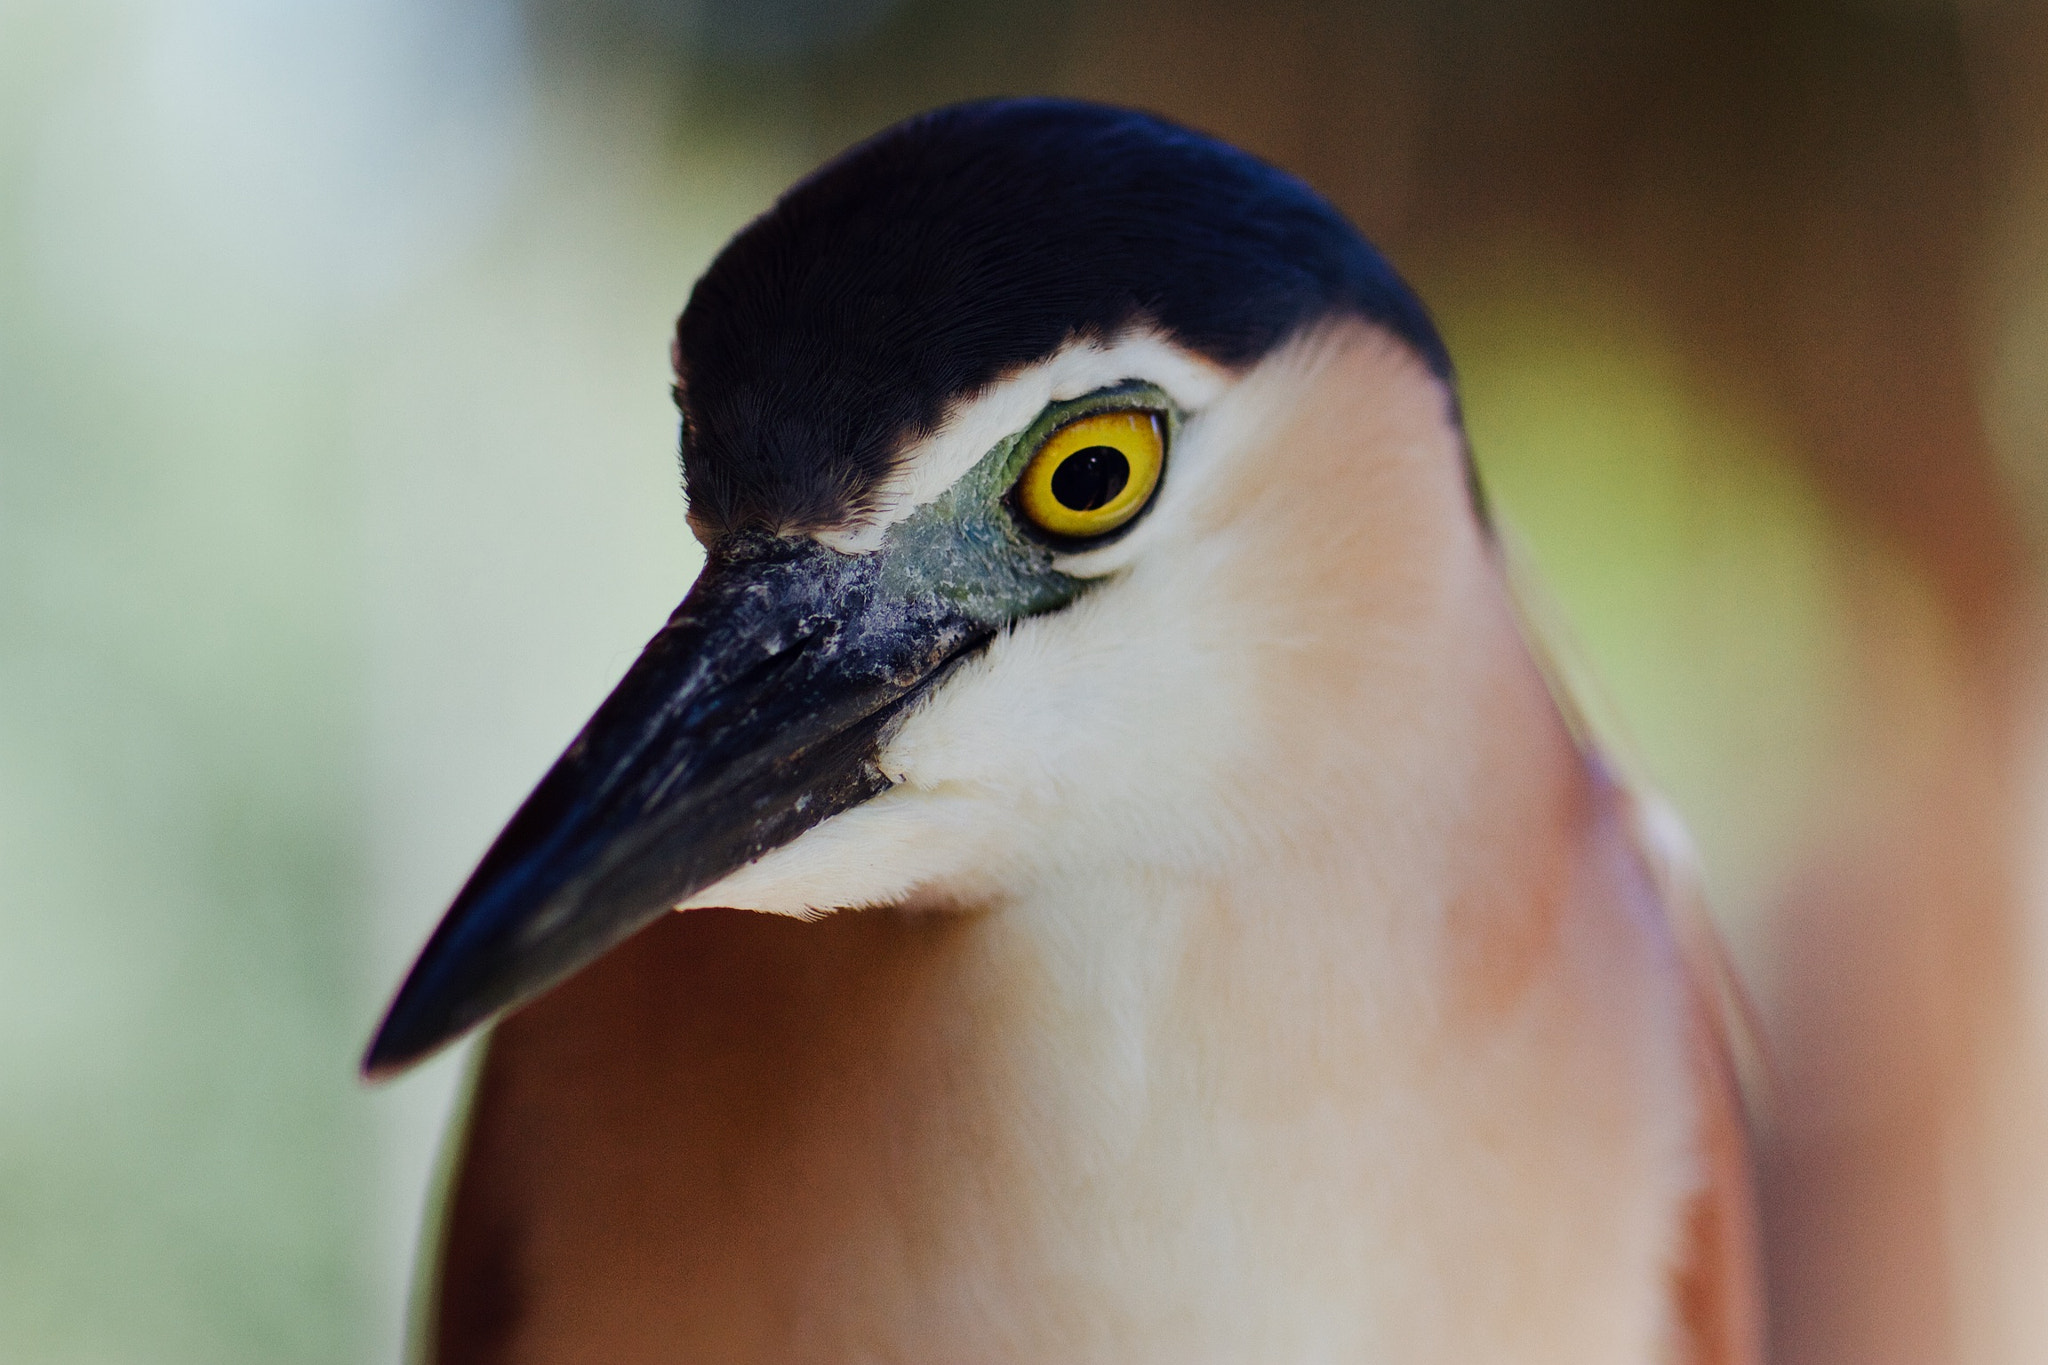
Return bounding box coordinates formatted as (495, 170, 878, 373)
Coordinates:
(1049, 446, 1131, 512)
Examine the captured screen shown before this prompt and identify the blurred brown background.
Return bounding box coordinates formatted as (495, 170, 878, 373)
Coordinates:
(1, 0, 2044, 1360)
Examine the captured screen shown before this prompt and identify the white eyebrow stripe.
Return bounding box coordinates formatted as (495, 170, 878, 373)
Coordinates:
(812, 330, 1231, 554)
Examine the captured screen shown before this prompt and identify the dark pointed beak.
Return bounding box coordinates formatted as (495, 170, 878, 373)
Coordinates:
(362, 533, 991, 1078)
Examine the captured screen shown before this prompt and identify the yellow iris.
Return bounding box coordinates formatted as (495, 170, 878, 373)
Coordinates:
(1014, 409, 1166, 540)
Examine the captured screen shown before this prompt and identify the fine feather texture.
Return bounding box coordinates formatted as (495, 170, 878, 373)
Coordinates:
(674, 98, 1449, 538)
(430, 323, 1758, 1363)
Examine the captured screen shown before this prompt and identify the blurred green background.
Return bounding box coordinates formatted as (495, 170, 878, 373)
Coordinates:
(2, 1, 2044, 1361)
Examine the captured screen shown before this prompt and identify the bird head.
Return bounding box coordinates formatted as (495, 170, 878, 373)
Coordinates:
(364, 99, 1469, 1077)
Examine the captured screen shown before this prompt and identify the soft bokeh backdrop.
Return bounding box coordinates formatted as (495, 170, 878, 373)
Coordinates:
(2, 1, 2044, 1361)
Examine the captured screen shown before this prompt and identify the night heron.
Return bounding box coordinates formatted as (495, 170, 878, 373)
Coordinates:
(367, 98, 1758, 1364)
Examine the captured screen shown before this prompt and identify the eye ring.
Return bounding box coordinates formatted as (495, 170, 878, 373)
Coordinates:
(1014, 409, 1166, 541)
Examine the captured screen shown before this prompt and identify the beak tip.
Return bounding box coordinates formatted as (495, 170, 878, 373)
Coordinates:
(358, 1017, 429, 1084)
(359, 978, 474, 1082)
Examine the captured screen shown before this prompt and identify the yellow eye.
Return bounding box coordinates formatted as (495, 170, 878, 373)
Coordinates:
(1015, 409, 1166, 540)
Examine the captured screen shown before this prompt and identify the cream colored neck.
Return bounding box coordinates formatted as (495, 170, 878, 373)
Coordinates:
(443, 323, 1713, 1363)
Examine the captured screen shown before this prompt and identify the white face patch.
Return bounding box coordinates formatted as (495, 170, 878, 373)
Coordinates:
(811, 329, 1231, 554)
(680, 322, 1477, 921)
